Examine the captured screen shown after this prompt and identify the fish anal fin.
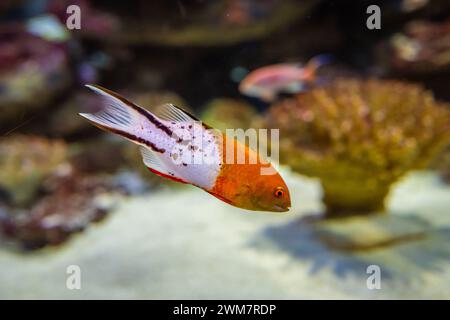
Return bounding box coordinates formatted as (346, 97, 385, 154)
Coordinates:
(140, 147, 188, 184)
(147, 167, 188, 184)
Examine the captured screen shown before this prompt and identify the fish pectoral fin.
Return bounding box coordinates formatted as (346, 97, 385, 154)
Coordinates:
(140, 147, 188, 184)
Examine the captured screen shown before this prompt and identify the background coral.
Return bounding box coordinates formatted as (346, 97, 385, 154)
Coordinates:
(0, 27, 71, 127)
(265, 79, 450, 216)
(0, 135, 125, 249)
(379, 20, 450, 75)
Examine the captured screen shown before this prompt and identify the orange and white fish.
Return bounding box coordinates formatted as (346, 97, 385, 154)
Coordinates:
(79, 84, 291, 212)
(239, 54, 332, 102)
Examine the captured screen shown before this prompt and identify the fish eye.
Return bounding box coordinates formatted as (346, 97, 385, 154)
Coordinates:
(274, 187, 284, 198)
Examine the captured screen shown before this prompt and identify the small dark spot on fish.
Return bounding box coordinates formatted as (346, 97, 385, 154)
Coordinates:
(182, 163, 187, 166)
(188, 125, 192, 129)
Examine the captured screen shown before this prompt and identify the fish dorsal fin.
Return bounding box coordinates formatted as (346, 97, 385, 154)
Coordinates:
(155, 103, 200, 122)
(139, 146, 187, 184)
(155, 103, 215, 129)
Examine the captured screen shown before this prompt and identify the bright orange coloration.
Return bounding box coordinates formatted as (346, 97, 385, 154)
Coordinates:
(209, 135, 291, 212)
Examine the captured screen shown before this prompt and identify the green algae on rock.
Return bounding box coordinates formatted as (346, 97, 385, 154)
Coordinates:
(265, 79, 450, 217)
(201, 98, 259, 132)
(0, 135, 67, 207)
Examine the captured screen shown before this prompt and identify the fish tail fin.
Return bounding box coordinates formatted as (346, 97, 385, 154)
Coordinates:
(302, 54, 333, 80)
(79, 84, 155, 146)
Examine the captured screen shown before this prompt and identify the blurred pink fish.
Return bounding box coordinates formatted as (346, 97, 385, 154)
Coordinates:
(239, 54, 332, 102)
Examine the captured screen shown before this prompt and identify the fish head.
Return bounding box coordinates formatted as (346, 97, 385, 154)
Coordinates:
(249, 170, 291, 213)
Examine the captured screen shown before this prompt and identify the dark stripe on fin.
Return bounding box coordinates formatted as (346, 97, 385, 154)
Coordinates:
(86, 119, 165, 153)
(88, 84, 173, 137)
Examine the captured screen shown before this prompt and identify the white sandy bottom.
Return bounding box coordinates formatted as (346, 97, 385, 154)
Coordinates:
(0, 170, 449, 299)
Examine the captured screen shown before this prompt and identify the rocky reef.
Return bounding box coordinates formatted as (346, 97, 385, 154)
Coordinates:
(0, 167, 117, 250)
(0, 136, 67, 207)
(265, 79, 450, 217)
(0, 27, 71, 127)
(0, 135, 122, 250)
(379, 20, 450, 75)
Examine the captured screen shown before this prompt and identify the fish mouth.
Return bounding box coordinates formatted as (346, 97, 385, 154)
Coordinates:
(273, 205, 290, 212)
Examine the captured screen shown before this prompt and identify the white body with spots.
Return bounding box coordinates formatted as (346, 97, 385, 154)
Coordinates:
(80, 85, 221, 190)
(152, 120, 222, 189)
